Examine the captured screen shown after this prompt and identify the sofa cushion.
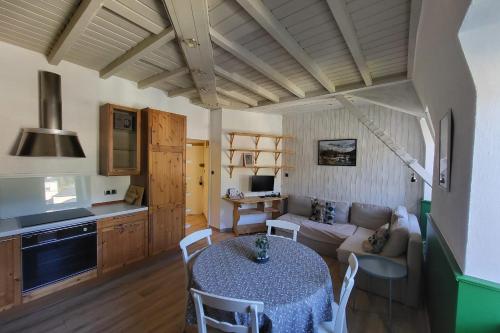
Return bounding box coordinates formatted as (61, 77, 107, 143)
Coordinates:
(278, 213, 356, 245)
(324, 201, 335, 224)
(350, 202, 392, 229)
(391, 205, 409, 225)
(364, 223, 390, 253)
(337, 227, 406, 266)
(310, 198, 325, 222)
(287, 195, 312, 217)
(381, 216, 410, 257)
(333, 201, 349, 224)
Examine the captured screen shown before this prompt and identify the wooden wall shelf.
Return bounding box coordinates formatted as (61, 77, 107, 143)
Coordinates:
(226, 131, 294, 178)
(227, 165, 294, 177)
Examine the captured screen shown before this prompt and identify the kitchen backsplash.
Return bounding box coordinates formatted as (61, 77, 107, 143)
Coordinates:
(0, 175, 91, 219)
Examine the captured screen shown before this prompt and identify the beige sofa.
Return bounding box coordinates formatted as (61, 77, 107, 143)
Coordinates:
(277, 195, 422, 307)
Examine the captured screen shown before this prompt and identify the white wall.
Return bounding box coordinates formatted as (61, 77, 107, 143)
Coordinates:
(282, 105, 424, 214)
(412, 0, 475, 271)
(217, 110, 283, 230)
(459, 0, 500, 283)
(0, 41, 209, 204)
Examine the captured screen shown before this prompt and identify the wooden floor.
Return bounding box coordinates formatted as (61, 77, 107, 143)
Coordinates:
(0, 215, 428, 333)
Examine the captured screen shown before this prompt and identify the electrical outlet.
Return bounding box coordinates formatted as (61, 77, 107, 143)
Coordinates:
(111, 189, 117, 194)
(285, 173, 289, 177)
(104, 190, 111, 195)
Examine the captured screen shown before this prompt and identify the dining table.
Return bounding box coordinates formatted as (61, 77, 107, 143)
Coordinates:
(186, 235, 335, 333)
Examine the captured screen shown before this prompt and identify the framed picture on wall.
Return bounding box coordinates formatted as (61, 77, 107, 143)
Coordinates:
(439, 111, 453, 191)
(318, 139, 357, 166)
(242, 153, 254, 167)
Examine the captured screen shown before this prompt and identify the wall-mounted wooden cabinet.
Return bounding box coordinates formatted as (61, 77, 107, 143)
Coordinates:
(131, 108, 186, 256)
(98, 211, 148, 275)
(100, 104, 141, 176)
(0, 236, 21, 312)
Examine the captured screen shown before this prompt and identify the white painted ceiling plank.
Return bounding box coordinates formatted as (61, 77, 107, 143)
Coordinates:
(325, 0, 373, 86)
(336, 94, 431, 186)
(100, 27, 175, 78)
(210, 28, 305, 98)
(138, 66, 189, 89)
(163, 0, 218, 107)
(214, 65, 279, 103)
(215, 87, 257, 107)
(47, 0, 104, 65)
(236, 0, 335, 92)
(103, 0, 164, 34)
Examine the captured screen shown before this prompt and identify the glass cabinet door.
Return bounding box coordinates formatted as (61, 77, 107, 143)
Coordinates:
(100, 104, 141, 176)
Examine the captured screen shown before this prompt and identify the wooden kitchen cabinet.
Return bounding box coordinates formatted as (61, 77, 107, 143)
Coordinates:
(100, 104, 141, 176)
(0, 236, 21, 312)
(131, 108, 186, 256)
(98, 212, 148, 274)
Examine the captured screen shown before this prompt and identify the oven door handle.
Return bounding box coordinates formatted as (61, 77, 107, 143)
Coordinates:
(21, 231, 97, 250)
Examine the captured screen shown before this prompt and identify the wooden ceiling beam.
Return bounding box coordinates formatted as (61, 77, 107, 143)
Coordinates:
(103, 0, 164, 34)
(325, 0, 372, 86)
(168, 87, 197, 97)
(214, 65, 279, 103)
(236, 0, 335, 93)
(216, 87, 258, 107)
(407, 0, 422, 79)
(138, 66, 189, 89)
(48, 0, 104, 65)
(163, 0, 219, 108)
(210, 28, 305, 98)
(100, 27, 176, 79)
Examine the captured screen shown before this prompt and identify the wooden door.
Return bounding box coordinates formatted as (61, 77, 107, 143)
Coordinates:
(99, 218, 147, 274)
(147, 110, 186, 255)
(0, 237, 21, 312)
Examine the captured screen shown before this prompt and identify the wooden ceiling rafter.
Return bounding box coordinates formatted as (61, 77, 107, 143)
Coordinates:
(138, 66, 189, 89)
(235, 0, 336, 93)
(168, 86, 197, 98)
(214, 65, 280, 103)
(162, 0, 219, 108)
(216, 87, 258, 107)
(210, 28, 305, 98)
(103, 0, 165, 34)
(325, 0, 372, 87)
(100, 27, 176, 79)
(48, 0, 105, 65)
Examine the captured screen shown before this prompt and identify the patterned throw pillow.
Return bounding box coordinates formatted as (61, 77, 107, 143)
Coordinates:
(366, 224, 390, 254)
(310, 198, 325, 222)
(323, 201, 336, 225)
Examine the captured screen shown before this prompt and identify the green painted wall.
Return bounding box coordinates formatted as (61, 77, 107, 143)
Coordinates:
(425, 215, 500, 333)
(420, 200, 431, 240)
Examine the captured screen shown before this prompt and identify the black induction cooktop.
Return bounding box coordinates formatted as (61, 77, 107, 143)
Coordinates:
(17, 208, 95, 228)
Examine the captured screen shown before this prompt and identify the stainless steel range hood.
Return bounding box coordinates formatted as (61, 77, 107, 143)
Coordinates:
(15, 71, 85, 157)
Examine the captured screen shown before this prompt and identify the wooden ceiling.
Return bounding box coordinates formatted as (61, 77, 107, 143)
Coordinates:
(0, 0, 415, 111)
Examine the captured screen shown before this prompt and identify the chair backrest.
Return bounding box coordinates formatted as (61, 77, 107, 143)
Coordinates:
(266, 220, 300, 241)
(179, 229, 212, 287)
(179, 228, 212, 264)
(191, 288, 264, 333)
(334, 253, 359, 333)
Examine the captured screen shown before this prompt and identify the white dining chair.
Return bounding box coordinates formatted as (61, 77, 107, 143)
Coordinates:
(318, 253, 359, 333)
(191, 288, 264, 333)
(179, 229, 212, 288)
(266, 220, 300, 241)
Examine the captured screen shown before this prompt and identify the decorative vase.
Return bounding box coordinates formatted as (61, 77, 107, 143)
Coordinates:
(255, 234, 270, 263)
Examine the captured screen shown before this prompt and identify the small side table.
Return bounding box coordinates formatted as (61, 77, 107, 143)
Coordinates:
(357, 255, 407, 331)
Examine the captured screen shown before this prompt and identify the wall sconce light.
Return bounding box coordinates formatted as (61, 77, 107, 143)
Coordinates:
(410, 172, 417, 183)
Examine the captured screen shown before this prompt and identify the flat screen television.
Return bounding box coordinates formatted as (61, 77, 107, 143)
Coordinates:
(250, 175, 274, 192)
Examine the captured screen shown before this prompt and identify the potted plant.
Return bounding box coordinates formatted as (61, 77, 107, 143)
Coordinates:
(255, 234, 270, 263)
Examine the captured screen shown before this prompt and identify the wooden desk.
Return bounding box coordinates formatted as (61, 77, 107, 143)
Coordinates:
(223, 196, 288, 236)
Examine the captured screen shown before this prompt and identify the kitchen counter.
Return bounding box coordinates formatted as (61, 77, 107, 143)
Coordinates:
(0, 203, 148, 238)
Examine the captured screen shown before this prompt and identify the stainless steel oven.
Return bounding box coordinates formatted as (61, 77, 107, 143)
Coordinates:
(21, 222, 97, 292)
